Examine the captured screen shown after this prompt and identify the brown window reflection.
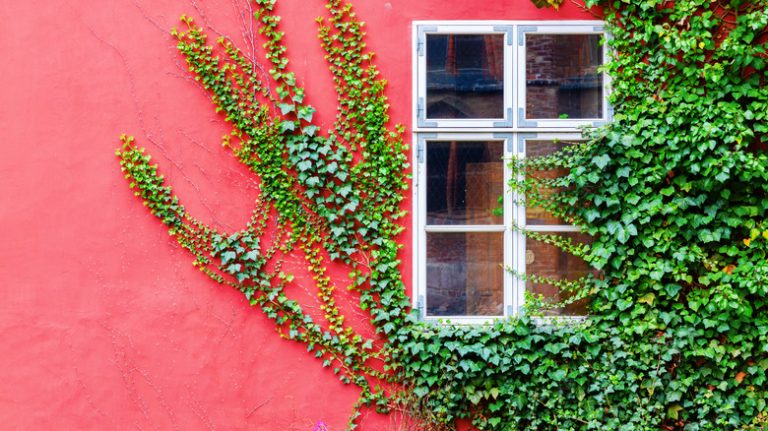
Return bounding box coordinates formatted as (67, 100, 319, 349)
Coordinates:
(526, 34, 603, 119)
(427, 232, 504, 316)
(426, 34, 505, 119)
(426, 140, 503, 225)
(525, 233, 593, 316)
(525, 139, 580, 225)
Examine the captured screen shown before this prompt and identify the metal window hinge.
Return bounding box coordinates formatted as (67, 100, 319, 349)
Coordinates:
(417, 26, 437, 57)
(493, 25, 514, 46)
(417, 99, 438, 127)
(518, 107, 537, 127)
(518, 26, 538, 46)
(416, 133, 436, 165)
(493, 133, 514, 153)
(417, 295, 425, 319)
(492, 108, 514, 127)
(518, 133, 536, 154)
(417, 140, 425, 164)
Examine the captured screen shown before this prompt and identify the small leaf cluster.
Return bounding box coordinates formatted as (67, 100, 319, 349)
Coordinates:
(530, 0, 565, 10)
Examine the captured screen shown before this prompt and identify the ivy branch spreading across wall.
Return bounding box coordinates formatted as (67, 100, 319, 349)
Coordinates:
(117, 0, 768, 430)
(118, 0, 411, 427)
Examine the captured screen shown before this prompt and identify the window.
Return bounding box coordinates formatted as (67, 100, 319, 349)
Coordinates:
(413, 22, 608, 323)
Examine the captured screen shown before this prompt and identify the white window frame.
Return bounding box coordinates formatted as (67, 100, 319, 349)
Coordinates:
(412, 21, 608, 324)
(514, 132, 586, 322)
(516, 25, 611, 129)
(415, 133, 515, 325)
(415, 24, 514, 129)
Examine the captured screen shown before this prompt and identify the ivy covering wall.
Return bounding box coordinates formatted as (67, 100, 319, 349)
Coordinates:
(117, 0, 768, 429)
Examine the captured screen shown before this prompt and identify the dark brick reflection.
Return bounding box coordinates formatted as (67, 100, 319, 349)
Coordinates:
(526, 34, 603, 119)
(427, 232, 504, 316)
(426, 34, 505, 119)
(526, 233, 593, 316)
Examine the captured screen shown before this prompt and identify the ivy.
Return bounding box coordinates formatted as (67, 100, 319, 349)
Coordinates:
(117, 0, 768, 430)
(120, 1, 410, 426)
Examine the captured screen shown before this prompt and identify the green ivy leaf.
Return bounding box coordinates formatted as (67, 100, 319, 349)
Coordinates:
(221, 251, 237, 264)
(278, 103, 295, 115)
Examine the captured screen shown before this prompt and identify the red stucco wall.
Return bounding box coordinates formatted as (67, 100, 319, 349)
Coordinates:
(0, 1, 595, 429)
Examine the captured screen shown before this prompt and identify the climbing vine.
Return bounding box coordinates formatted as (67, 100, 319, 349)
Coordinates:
(119, 0, 411, 427)
(117, 0, 768, 430)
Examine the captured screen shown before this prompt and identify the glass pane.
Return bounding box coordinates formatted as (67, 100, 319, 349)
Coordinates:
(426, 34, 505, 119)
(426, 140, 503, 225)
(525, 34, 603, 119)
(525, 233, 592, 316)
(525, 139, 580, 225)
(427, 232, 504, 317)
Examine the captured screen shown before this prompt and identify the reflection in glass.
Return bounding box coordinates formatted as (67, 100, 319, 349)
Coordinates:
(525, 233, 593, 316)
(427, 232, 504, 316)
(525, 139, 579, 225)
(426, 141, 503, 225)
(525, 34, 603, 119)
(426, 34, 505, 119)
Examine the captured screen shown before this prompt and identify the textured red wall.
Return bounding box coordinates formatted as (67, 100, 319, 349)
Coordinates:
(0, 1, 595, 429)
